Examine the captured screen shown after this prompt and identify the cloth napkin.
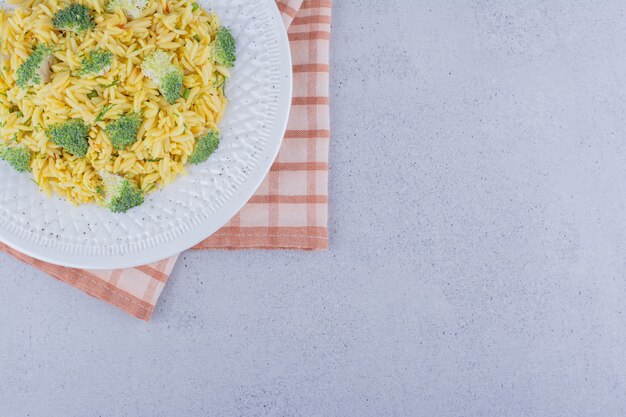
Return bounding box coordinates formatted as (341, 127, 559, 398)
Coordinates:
(0, 0, 331, 320)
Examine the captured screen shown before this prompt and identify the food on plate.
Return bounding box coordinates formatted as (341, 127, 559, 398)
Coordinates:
(0, 142, 31, 172)
(100, 171, 144, 212)
(214, 27, 235, 67)
(0, 0, 235, 212)
(78, 49, 114, 77)
(105, 111, 141, 150)
(189, 129, 218, 164)
(46, 119, 91, 158)
(141, 50, 184, 104)
(52, 4, 96, 34)
(15, 44, 53, 88)
(107, 0, 148, 18)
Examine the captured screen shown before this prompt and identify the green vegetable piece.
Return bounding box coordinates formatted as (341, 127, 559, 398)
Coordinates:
(0, 143, 31, 172)
(182, 87, 190, 99)
(95, 103, 115, 122)
(214, 27, 236, 67)
(191, 2, 199, 11)
(189, 130, 219, 164)
(160, 70, 183, 104)
(78, 49, 113, 77)
(140, 50, 184, 104)
(99, 75, 119, 88)
(87, 89, 98, 99)
(101, 172, 144, 213)
(46, 119, 90, 157)
(15, 44, 53, 89)
(107, 0, 149, 18)
(53, 4, 95, 34)
(105, 112, 141, 150)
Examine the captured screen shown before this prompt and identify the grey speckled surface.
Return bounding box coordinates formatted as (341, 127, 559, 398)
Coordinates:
(3, 1, 626, 416)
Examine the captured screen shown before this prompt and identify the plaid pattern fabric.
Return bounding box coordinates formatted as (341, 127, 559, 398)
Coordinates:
(0, 242, 177, 321)
(0, 0, 332, 320)
(196, 0, 331, 250)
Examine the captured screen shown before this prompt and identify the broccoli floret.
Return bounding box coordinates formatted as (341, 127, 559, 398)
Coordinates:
(53, 4, 95, 34)
(78, 49, 113, 77)
(15, 44, 53, 89)
(188, 130, 219, 164)
(214, 27, 236, 67)
(100, 172, 144, 213)
(0, 143, 31, 172)
(46, 119, 90, 158)
(107, 0, 149, 18)
(140, 50, 183, 104)
(104, 112, 141, 150)
(160, 71, 184, 104)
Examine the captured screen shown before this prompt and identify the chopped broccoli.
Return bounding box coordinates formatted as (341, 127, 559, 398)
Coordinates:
(105, 112, 141, 150)
(78, 49, 113, 77)
(160, 71, 183, 103)
(214, 27, 236, 67)
(53, 4, 95, 34)
(46, 119, 90, 157)
(0, 143, 31, 172)
(107, 0, 149, 18)
(140, 50, 183, 104)
(100, 172, 144, 213)
(189, 130, 219, 164)
(15, 45, 53, 89)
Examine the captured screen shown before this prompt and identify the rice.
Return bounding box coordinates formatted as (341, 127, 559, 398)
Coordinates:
(0, 0, 228, 205)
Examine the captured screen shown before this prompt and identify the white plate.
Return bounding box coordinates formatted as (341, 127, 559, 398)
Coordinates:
(0, 0, 292, 269)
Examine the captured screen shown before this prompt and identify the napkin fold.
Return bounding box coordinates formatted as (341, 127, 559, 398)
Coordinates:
(0, 0, 332, 320)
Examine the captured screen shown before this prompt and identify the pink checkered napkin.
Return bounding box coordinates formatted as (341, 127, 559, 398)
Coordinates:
(197, 0, 331, 251)
(0, 0, 332, 320)
(0, 242, 177, 320)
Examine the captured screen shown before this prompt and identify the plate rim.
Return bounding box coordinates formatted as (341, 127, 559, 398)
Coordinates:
(0, 0, 293, 269)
